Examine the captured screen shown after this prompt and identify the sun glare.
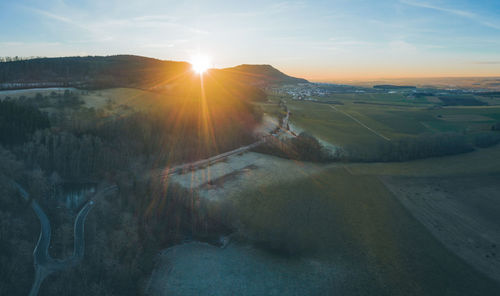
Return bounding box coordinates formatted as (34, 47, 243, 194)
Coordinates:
(190, 54, 211, 74)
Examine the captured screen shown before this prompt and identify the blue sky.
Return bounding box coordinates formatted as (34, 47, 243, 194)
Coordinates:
(1, 0, 499, 79)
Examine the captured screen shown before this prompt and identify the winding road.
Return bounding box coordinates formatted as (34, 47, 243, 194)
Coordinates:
(5, 101, 296, 296)
(11, 105, 291, 296)
(12, 182, 117, 296)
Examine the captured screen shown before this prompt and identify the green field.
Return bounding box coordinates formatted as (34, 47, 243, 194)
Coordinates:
(233, 167, 500, 295)
(262, 93, 500, 148)
(346, 144, 500, 177)
(249, 93, 500, 294)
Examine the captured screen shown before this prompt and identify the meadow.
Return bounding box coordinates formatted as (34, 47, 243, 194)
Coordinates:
(262, 93, 500, 149)
(3, 86, 500, 295)
(231, 166, 500, 295)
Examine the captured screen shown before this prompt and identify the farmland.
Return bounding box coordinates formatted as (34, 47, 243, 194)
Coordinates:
(150, 162, 500, 295)
(261, 91, 500, 149)
(162, 87, 500, 295)
(2, 77, 500, 295)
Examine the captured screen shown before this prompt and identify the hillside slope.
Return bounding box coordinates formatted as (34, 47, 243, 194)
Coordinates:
(0, 55, 190, 89)
(220, 64, 308, 86)
(0, 56, 307, 91)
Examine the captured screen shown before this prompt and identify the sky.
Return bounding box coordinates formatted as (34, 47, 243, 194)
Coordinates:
(1, 0, 499, 80)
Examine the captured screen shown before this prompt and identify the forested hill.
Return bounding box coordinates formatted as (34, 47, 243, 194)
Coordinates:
(0, 55, 307, 90)
(0, 55, 190, 89)
(221, 64, 308, 86)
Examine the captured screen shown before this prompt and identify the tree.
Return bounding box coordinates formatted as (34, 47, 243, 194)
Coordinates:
(0, 100, 50, 146)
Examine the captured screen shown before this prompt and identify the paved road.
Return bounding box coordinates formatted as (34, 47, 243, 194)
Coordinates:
(12, 182, 116, 296)
(158, 110, 292, 177)
(158, 138, 267, 177)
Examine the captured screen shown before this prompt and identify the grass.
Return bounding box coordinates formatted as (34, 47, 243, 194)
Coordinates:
(0, 87, 77, 99)
(81, 88, 171, 114)
(232, 167, 500, 295)
(346, 144, 500, 177)
(261, 93, 500, 148)
(287, 101, 382, 145)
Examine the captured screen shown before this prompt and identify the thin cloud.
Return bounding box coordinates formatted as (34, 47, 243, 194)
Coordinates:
(24, 6, 207, 37)
(29, 7, 75, 24)
(0, 41, 25, 46)
(141, 39, 188, 49)
(0, 41, 60, 47)
(389, 40, 418, 54)
(328, 38, 373, 46)
(473, 61, 500, 65)
(400, 0, 500, 30)
(208, 1, 306, 19)
(142, 43, 174, 48)
(132, 14, 179, 22)
(23, 6, 91, 31)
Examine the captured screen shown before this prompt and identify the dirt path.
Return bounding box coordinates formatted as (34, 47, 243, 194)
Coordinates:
(381, 175, 500, 283)
(328, 105, 391, 141)
(155, 110, 292, 179)
(170, 152, 326, 201)
(12, 182, 117, 296)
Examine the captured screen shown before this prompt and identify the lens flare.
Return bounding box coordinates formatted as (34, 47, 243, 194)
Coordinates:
(190, 54, 211, 74)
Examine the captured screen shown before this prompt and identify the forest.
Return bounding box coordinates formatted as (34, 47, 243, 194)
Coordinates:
(0, 55, 305, 91)
(0, 86, 261, 295)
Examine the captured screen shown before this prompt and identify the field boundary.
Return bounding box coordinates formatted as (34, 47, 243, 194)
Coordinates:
(328, 105, 391, 141)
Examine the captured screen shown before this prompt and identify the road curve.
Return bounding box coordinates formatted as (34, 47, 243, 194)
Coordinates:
(11, 182, 116, 296)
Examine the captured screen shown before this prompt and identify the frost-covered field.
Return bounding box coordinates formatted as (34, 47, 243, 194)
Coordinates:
(146, 241, 342, 296)
(0, 87, 77, 99)
(170, 151, 326, 201)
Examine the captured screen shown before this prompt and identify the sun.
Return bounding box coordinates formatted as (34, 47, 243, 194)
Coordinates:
(190, 54, 211, 74)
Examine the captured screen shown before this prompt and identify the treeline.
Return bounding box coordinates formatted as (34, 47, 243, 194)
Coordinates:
(0, 149, 40, 295)
(473, 132, 500, 148)
(0, 100, 50, 145)
(477, 91, 500, 98)
(492, 122, 500, 131)
(0, 94, 260, 294)
(0, 145, 228, 295)
(373, 85, 416, 89)
(334, 133, 474, 162)
(438, 96, 487, 106)
(0, 55, 190, 89)
(0, 56, 44, 62)
(17, 108, 259, 181)
(3, 88, 261, 181)
(4, 90, 84, 109)
(253, 131, 496, 164)
(254, 129, 500, 165)
(255, 132, 476, 164)
(253, 132, 331, 162)
(20, 130, 118, 180)
(0, 55, 297, 95)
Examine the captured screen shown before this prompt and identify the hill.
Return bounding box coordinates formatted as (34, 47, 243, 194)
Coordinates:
(373, 84, 416, 90)
(220, 64, 308, 86)
(0, 55, 190, 89)
(0, 56, 307, 92)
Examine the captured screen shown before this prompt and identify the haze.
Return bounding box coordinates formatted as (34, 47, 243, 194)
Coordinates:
(2, 1, 500, 295)
(1, 0, 499, 80)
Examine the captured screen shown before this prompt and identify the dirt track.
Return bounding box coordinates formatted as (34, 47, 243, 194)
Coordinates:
(382, 175, 500, 283)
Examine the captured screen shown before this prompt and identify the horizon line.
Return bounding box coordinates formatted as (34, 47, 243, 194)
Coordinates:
(2, 54, 499, 81)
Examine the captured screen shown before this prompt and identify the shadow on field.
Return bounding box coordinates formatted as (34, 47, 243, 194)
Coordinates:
(231, 168, 500, 295)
